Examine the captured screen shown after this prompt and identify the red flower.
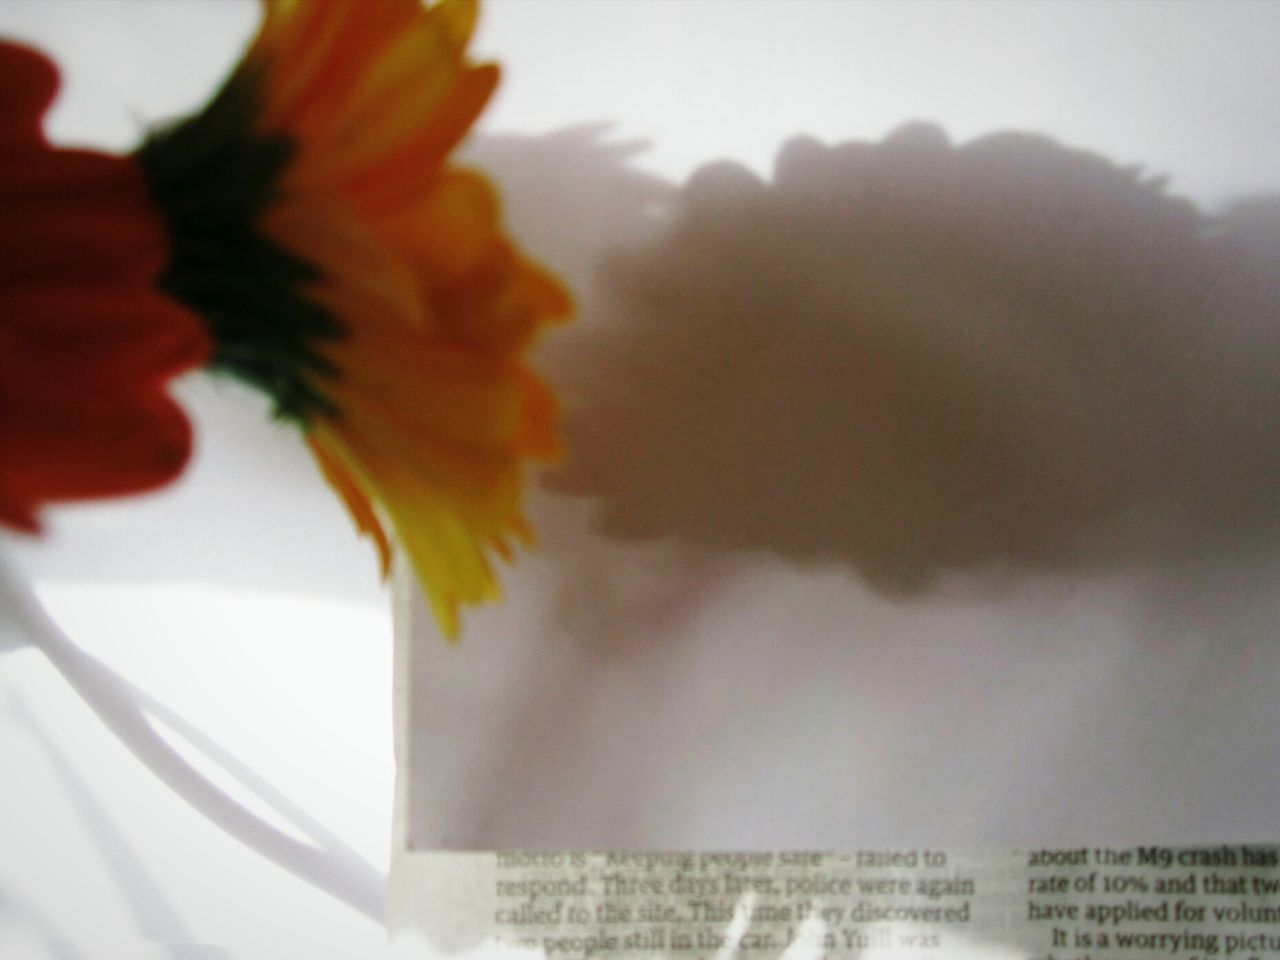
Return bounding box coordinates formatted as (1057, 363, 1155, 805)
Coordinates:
(0, 40, 210, 533)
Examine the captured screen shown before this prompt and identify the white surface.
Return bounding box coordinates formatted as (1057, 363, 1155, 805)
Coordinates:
(1, 0, 1279, 954)
(0, 582, 394, 959)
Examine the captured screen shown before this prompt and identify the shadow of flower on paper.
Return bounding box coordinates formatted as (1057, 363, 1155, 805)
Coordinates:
(407, 124, 1280, 854)
(548, 123, 1280, 593)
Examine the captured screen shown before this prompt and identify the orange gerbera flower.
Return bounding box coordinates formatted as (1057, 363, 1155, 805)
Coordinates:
(137, 0, 570, 638)
(0, 40, 210, 533)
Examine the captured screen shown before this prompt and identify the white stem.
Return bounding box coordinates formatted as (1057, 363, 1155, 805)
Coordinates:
(0, 549, 386, 923)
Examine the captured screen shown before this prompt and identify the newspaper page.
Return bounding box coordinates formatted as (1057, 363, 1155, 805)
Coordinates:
(390, 847, 1280, 958)
(392, 126, 1280, 852)
(391, 561, 1280, 958)
(390, 88, 1280, 958)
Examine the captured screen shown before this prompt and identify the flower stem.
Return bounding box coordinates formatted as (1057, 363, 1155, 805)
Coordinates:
(0, 549, 386, 924)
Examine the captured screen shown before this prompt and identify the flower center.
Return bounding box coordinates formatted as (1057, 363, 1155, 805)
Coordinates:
(137, 70, 343, 423)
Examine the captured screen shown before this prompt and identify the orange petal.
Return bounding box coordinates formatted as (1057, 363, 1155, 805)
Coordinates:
(307, 435, 393, 577)
(257, 0, 420, 135)
(313, 421, 506, 643)
(432, 247, 573, 354)
(334, 65, 499, 214)
(371, 168, 501, 282)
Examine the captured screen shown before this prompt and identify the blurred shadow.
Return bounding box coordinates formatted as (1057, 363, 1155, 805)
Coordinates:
(407, 125, 1280, 857)
(548, 122, 1280, 593)
(0, 886, 91, 960)
(1, 690, 231, 958)
(405, 126, 1280, 856)
(0, 555, 386, 923)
